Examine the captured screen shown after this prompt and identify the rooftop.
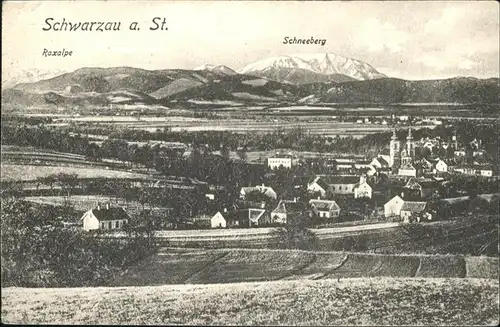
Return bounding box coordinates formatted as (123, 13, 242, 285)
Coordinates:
(401, 201, 427, 212)
(89, 207, 130, 221)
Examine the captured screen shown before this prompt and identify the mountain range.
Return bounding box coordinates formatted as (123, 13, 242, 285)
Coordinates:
(2, 53, 499, 109)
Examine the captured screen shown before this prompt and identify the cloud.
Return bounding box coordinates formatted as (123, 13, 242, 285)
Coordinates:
(354, 18, 409, 53)
(424, 6, 464, 34)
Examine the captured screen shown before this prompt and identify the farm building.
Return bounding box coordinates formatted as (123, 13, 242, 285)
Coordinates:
(81, 204, 130, 231)
(309, 199, 341, 219)
(384, 195, 404, 218)
(400, 201, 430, 223)
(271, 200, 307, 225)
(211, 211, 226, 228)
(226, 208, 270, 227)
(404, 178, 439, 199)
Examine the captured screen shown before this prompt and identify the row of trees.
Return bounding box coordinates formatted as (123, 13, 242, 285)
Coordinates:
(1, 198, 156, 287)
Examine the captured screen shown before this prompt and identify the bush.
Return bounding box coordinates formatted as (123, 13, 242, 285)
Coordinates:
(1, 197, 155, 287)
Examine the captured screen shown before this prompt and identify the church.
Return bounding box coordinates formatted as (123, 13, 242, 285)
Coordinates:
(389, 128, 417, 177)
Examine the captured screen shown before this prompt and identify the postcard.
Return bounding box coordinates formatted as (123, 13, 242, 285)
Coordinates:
(1, 1, 499, 325)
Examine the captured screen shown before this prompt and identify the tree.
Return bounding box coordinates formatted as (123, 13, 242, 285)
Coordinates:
(220, 144, 231, 161)
(42, 175, 57, 192)
(56, 173, 79, 198)
(236, 147, 248, 162)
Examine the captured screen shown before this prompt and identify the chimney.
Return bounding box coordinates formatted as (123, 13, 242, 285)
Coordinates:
(359, 175, 366, 184)
(293, 197, 297, 202)
(106, 203, 110, 210)
(96, 203, 101, 210)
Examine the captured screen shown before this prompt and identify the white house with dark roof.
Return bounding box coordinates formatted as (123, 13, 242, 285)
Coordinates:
(81, 203, 130, 231)
(271, 200, 307, 225)
(400, 201, 430, 223)
(211, 211, 226, 228)
(309, 199, 341, 219)
(353, 175, 372, 199)
(433, 159, 449, 173)
(384, 195, 404, 218)
(267, 153, 297, 170)
(307, 176, 332, 197)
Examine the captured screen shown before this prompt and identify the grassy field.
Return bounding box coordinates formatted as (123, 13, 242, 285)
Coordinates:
(465, 256, 499, 279)
(416, 255, 466, 278)
(108, 249, 498, 287)
(0, 164, 152, 182)
(110, 249, 227, 287)
(24, 196, 170, 217)
(185, 250, 314, 284)
(2, 278, 498, 325)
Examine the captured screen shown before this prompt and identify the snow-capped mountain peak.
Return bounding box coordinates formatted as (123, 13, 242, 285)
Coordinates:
(238, 53, 386, 81)
(194, 64, 237, 75)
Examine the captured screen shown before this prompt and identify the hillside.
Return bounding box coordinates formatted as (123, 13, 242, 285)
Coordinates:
(109, 248, 498, 287)
(3, 63, 499, 109)
(2, 278, 498, 325)
(239, 53, 387, 82)
(312, 77, 500, 104)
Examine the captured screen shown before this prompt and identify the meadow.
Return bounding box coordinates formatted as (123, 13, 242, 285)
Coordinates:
(107, 248, 498, 287)
(2, 278, 498, 325)
(0, 164, 152, 182)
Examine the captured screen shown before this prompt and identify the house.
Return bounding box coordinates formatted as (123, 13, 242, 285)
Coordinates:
(323, 175, 360, 196)
(434, 159, 449, 173)
(271, 200, 307, 225)
(353, 160, 373, 169)
(353, 175, 372, 199)
(370, 156, 389, 169)
(248, 208, 269, 226)
(191, 214, 212, 228)
(240, 184, 277, 200)
(307, 176, 331, 197)
(419, 158, 435, 171)
(227, 208, 269, 227)
(384, 195, 404, 218)
(268, 153, 297, 170)
(358, 165, 377, 177)
(453, 165, 493, 177)
(211, 211, 226, 228)
(404, 178, 438, 199)
(309, 199, 341, 219)
(400, 201, 430, 223)
(81, 204, 130, 231)
(398, 162, 417, 177)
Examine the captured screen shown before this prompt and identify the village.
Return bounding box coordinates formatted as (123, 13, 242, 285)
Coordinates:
(78, 126, 496, 233)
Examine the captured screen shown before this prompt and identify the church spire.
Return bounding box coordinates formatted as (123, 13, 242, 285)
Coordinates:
(392, 128, 397, 140)
(406, 127, 413, 140)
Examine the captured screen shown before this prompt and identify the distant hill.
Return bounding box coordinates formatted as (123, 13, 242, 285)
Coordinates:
(311, 77, 500, 104)
(3, 63, 499, 110)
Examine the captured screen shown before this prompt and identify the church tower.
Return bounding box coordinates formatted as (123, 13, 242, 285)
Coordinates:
(406, 127, 415, 160)
(389, 128, 401, 168)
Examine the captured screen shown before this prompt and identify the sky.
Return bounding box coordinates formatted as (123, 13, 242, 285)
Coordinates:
(2, 0, 499, 86)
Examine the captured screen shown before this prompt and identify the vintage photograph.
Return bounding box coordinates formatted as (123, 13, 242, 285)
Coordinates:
(1, 0, 499, 325)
